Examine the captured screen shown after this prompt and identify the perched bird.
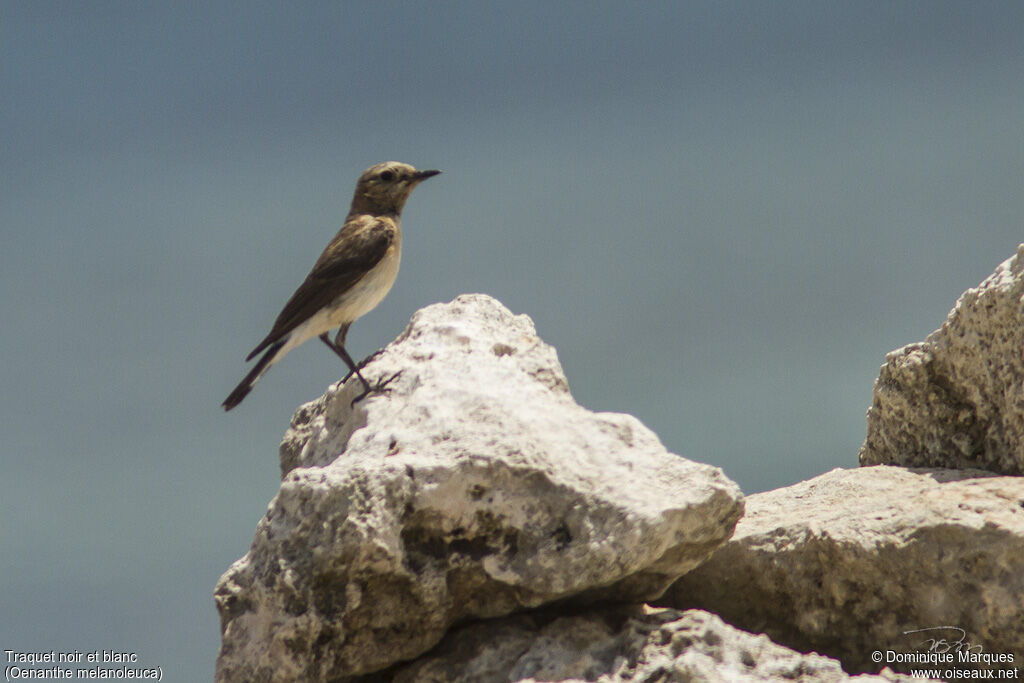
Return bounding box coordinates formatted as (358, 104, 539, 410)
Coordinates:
(222, 161, 440, 411)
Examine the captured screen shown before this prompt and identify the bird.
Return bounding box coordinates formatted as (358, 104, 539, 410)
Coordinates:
(222, 161, 440, 411)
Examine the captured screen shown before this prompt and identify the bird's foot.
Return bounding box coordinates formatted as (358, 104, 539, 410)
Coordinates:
(350, 370, 403, 407)
(342, 348, 386, 382)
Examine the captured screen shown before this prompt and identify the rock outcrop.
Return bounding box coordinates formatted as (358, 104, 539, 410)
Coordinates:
(215, 294, 744, 681)
(661, 466, 1024, 674)
(861, 245, 1024, 474)
(379, 607, 916, 682)
(217, 247, 1024, 682)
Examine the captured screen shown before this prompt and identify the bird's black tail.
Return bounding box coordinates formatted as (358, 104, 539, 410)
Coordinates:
(222, 340, 286, 411)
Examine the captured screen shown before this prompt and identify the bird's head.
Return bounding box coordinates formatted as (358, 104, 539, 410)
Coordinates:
(350, 161, 441, 215)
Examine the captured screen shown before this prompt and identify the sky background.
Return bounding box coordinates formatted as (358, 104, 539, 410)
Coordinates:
(3, 2, 1024, 679)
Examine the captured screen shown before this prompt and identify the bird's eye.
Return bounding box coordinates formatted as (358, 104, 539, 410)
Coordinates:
(379, 170, 395, 182)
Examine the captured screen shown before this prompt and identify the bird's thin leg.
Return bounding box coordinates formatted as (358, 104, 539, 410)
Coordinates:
(319, 333, 371, 392)
(334, 323, 351, 349)
(320, 331, 399, 406)
(342, 348, 386, 382)
(335, 322, 384, 382)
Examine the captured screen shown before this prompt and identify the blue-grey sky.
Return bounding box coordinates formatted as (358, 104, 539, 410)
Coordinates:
(3, 3, 1023, 679)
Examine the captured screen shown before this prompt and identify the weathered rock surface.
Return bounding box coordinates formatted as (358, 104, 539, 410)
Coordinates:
(861, 245, 1024, 474)
(215, 294, 744, 682)
(660, 466, 1024, 674)
(376, 607, 916, 682)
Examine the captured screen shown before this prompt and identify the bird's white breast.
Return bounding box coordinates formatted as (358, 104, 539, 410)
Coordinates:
(279, 230, 401, 352)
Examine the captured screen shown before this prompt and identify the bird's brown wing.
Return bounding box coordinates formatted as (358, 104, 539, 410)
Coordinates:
(245, 217, 395, 360)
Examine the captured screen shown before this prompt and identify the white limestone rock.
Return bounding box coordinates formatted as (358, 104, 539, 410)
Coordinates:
(214, 294, 744, 681)
(661, 466, 1024, 674)
(379, 607, 917, 682)
(861, 245, 1024, 474)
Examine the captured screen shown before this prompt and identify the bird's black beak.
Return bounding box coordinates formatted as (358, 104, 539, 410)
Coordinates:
(414, 169, 441, 181)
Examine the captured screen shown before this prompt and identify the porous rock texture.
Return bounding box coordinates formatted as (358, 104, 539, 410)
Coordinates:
(660, 466, 1024, 674)
(860, 244, 1024, 474)
(376, 607, 915, 682)
(214, 294, 744, 682)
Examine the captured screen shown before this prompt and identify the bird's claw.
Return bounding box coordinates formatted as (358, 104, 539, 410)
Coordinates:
(350, 370, 403, 407)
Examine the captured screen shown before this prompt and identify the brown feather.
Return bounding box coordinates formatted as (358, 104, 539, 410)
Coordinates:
(245, 216, 396, 361)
